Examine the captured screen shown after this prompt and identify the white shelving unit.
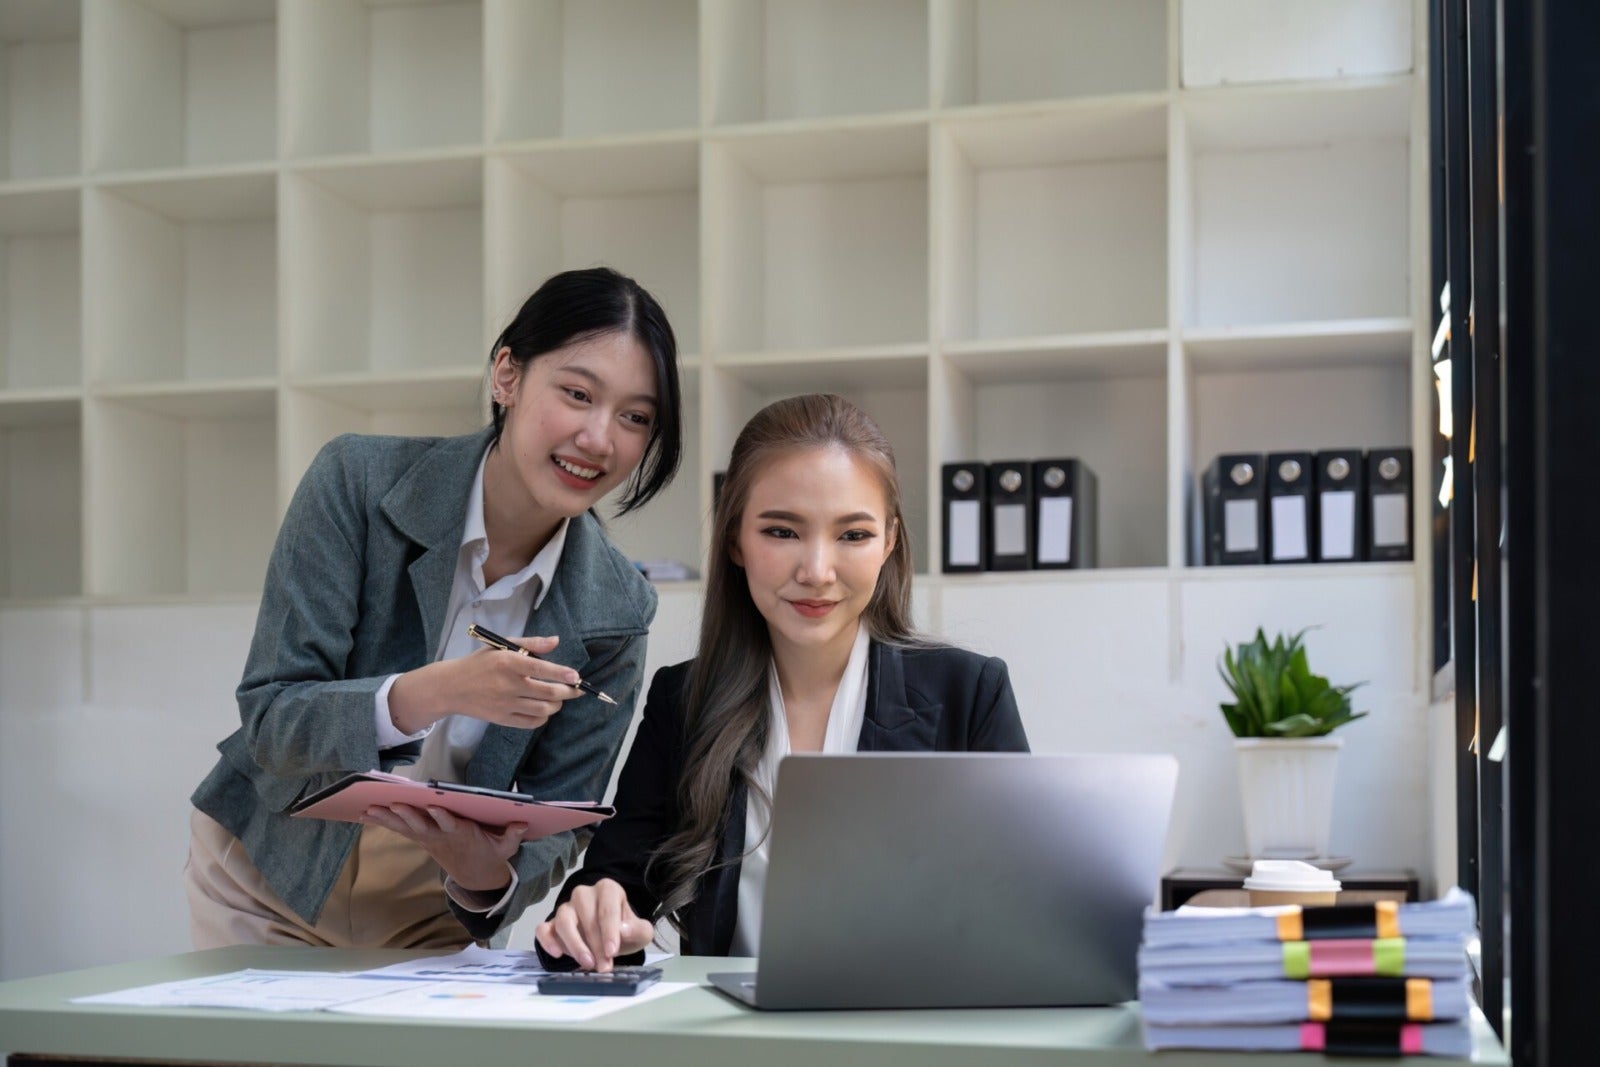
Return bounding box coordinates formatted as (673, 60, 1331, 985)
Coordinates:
(0, 0, 1427, 633)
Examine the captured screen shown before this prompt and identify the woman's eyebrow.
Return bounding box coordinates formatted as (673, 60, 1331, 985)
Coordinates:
(754, 509, 879, 525)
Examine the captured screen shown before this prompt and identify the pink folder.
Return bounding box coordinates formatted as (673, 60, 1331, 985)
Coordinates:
(290, 770, 612, 838)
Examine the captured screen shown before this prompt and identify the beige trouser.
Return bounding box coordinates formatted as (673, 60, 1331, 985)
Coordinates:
(184, 808, 472, 950)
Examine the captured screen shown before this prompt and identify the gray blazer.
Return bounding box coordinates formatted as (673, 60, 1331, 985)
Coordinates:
(191, 427, 657, 941)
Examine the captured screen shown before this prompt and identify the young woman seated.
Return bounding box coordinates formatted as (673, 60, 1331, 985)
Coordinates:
(535, 393, 1030, 971)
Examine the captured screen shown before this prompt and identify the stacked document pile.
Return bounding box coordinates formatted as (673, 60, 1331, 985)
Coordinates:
(1138, 888, 1477, 1057)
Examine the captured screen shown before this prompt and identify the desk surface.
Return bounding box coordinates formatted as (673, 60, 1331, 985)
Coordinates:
(0, 948, 1508, 1067)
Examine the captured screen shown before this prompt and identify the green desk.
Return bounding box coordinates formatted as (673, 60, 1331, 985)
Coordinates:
(0, 949, 1508, 1067)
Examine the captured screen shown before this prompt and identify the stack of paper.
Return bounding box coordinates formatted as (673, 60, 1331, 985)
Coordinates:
(1138, 888, 1477, 1058)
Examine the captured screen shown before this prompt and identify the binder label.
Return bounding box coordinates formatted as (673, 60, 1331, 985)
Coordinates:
(1037, 497, 1073, 564)
(1372, 495, 1409, 547)
(993, 503, 1027, 556)
(1223, 499, 1259, 553)
(1271, 495, 1309, 560)
(1320, 490, 1357, 559)
(948, 500, 981, 567)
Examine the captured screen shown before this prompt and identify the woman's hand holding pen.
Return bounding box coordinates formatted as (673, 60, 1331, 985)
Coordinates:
(535, 878, 654, 972)
(387, 633, 585, 736)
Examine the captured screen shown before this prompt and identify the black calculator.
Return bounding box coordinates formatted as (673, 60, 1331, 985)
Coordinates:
(535, 966, 663, 996)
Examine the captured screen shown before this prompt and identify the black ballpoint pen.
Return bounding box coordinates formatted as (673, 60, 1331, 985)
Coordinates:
(466, 623, 618, 706)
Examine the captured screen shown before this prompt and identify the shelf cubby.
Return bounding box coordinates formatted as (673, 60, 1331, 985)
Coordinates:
(486, 0, 699, 142)
(1189, 360, 1412, 466)
(936, 355, 1169, 570)
(282, 375, 487, 498)
(1180, 0, 1413, 89)
(0, 396, 80, 598)
(85, 0, 275, 174)
(282, 0, 483, 160)
(86, 388, 278, 597)
(706, 123, 928, 354)
(85, 173, 277, 386)
(933, 0, 1168, 109)
(704, 361, 931, 575)
(0, 187, 79, 391)
(487, 139, 700, 353)
(0, 2, 80, 182)
(1184, 357, 1413, 566)
(1181, 80, 1411, 330)
(936, 102, 1169, 342)
(706, 0, 927, 126)
(284, 156, 484, 378)
(1182, 317, 1413, 374)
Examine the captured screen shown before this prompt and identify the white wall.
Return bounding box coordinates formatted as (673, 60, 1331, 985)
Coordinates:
(0, 574, 1436, 980)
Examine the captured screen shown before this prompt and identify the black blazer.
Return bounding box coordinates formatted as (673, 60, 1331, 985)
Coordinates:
(539, 640, 1030, 966)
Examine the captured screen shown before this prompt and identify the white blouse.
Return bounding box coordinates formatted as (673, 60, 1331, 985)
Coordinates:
(728, 624, 872, 957)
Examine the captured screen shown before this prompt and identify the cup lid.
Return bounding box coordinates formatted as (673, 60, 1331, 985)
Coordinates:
(1242, 859, 1342, 893)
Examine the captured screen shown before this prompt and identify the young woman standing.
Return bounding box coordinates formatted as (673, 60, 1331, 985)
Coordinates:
(186, 267, 683, 948)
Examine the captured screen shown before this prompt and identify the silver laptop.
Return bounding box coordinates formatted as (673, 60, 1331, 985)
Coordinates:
(707, 752, 1177, 1010)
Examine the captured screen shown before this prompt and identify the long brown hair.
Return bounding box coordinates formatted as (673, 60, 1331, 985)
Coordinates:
(650, 394, 919, 931)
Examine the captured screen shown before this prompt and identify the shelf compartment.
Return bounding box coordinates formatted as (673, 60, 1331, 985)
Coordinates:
(706, 122, 929, 353)
(1180, 0, 1413, 89)
(938, 360, 1168, 570)
(716, 344, 928, 392)
(704, 361, 930, 575)
(934, 0, 1167, 109)
(1187, 360, 1412, 565)
(86, 389, 277, 597)
(283, 0, 483, 159)
(945, 331, 1169, 382)
(1, 2, 81, 181)
(86, 173, 276, 386)
(486, 0, 698, 141)
(937, 101, 1169, 342)
(706, 0, 927, 126)
(1190, 361, 1411, 463)
(282, 375, 487, 500)
(85, 0, 275, 174)
(0, 187, 79, 391)
(1183, 317, 1413, 373)
(488, 139, 700, 353)
(284, 156, 484, 378)
(0, 394, 80, 599)
(1182, 81, 1411, 329)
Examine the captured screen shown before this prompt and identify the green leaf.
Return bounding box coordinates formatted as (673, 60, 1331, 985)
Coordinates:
(1216, 628, 1368, 738)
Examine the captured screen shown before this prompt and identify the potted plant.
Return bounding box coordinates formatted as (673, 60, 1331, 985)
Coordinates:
(1219, 628, 1367, 862)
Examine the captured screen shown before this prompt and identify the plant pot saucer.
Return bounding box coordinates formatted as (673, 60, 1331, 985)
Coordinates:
(1222, 854, 1353, 876)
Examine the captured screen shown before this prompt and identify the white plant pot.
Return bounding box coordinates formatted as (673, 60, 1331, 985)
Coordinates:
(1234, 736, 1343, 860)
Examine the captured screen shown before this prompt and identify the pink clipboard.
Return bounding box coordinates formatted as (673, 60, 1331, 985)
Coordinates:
(289, 771, 613, 839)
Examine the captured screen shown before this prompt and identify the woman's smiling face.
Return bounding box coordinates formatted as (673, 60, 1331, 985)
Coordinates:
(730, 444, 897, 661)
(489, 330, 658, 522)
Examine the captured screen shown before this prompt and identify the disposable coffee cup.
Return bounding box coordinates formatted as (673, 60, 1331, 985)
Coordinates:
(1243, 859, 1341, 907)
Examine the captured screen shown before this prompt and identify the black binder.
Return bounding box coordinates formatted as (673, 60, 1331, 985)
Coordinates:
(1364, 448, 1414, 561)
(1265, 452, 1315, 564)
(940, 463, 987, 573)
(1202, 453, 1266, 565)
(1314, 449, 1366, 562)
(1030, 459, 1097, 569)
(985, 460, 1032, 571)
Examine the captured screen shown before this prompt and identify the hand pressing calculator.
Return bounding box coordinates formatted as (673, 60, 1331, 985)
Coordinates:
(536, 967, 663, 996)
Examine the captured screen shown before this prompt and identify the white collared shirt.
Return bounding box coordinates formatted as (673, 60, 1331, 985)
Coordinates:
(729, 624, 872, 957)
(369, 444, 568, 914)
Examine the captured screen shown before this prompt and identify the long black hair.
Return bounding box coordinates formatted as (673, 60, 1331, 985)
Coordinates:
(489, 267, 683, 515)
